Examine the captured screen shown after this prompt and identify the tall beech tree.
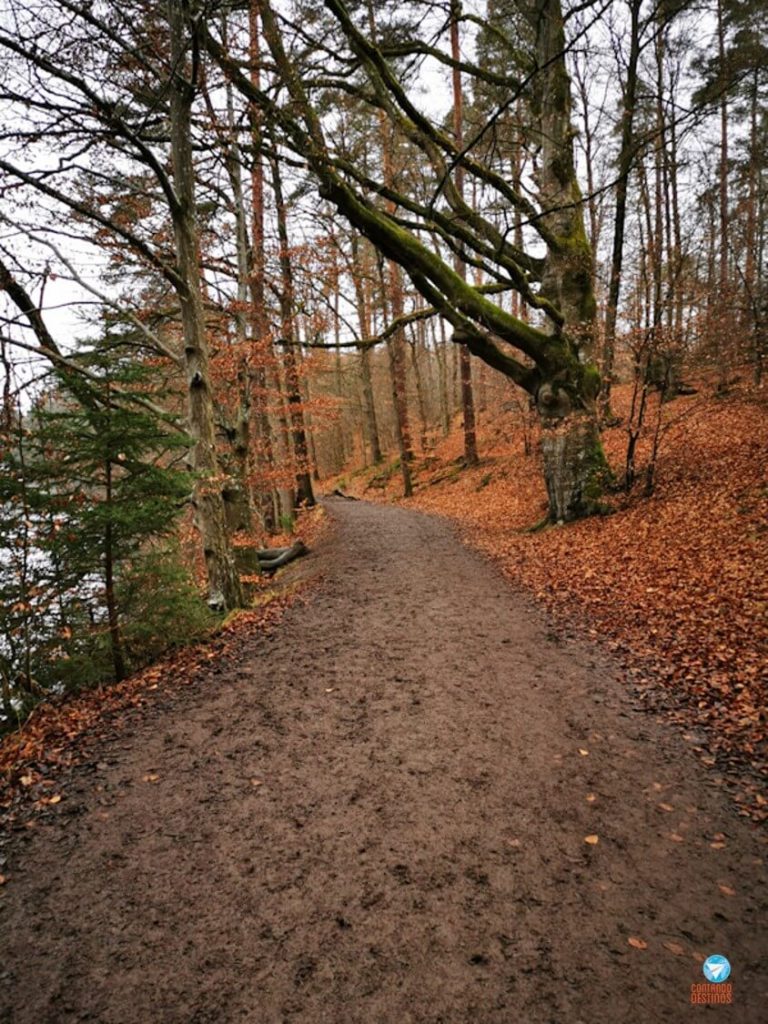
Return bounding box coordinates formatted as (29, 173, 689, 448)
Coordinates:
(207, 0, 608, 521)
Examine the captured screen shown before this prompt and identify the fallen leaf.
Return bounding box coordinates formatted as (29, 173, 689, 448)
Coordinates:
(658, 802, 674, 812)
(19, 775, 34, 787)
(0, 875, 7, 885)
(663, 941, 685, 955)
(710, 841, 726, 850)
(718, 884, 736, 896)
(584, 834, 599, 845)
(578, 748, 589, 756)
(628, 937, 648, 950)
(506, 838, 521, 848)
(712, 832, 726, 841)
(47, 794, 62, 805)
(250, 779, 263, 787)
(142, 773, 160, 783)
(669, 833, 685, 843)
(586, 793, 597, 803)
(325, 687, 334, 693)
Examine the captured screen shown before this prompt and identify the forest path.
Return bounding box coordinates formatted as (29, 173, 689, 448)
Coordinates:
(1, 497, 766, 1023)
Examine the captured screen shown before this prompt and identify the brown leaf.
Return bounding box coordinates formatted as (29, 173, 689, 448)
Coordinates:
(142, 773, 160, 783)
(718, 884, 736, 895)
(47, 794, 62, 805)
(663, 941, 685, 955)
(628, 937, 648, 950)
(578, 748, 589, 756)
(658, 802, 674, 812)
(0, 874, 7, 886)
(584, 834, 599, 845)
(586, 793, 597, 803)
(669, 833, 685, 843)
(710, 841, 726, 850)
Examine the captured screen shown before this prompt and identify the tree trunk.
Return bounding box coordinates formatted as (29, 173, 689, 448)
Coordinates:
(451, 0, 478, 466)
(433, 316, 451, 436)
(540, 412, 605, 523)
(249, 2, 278, 531)
(168, 1, 242, 610)
(216, 31, 255, 533)
(601, 0, 641, 414)
(104, 456, 126, 682)
(271, 154, 316, 507)
(386, 322, 414, 496)
(410, 339, 429, 452)
(716, 0, 730, 386)
(350, 235, 383, 463)
(527, 0, 607, 520)
(382, 214, 413, 496)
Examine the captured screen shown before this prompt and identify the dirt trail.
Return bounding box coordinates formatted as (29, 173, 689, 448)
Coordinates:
(1, 497, 765, 1023)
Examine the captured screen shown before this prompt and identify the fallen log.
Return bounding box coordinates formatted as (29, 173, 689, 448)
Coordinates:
(256, 546, 292, 560)
(257, 540, 308, 572)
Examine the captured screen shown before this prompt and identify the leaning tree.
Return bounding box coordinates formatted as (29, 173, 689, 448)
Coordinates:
(205, 0, 609, 521)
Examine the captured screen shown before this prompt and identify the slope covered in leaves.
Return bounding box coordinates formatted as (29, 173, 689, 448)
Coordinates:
(343, 380, 768, 821)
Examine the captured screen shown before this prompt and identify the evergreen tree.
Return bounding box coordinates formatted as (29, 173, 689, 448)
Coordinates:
(0, 327, 212, 725)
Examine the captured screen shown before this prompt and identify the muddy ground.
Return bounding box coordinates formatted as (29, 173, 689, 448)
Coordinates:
(0, 497, 765, 1023)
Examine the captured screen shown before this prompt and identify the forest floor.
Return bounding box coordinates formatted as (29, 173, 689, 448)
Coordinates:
(1, 497, 766, 1022)
(339, 377, 768, 824)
